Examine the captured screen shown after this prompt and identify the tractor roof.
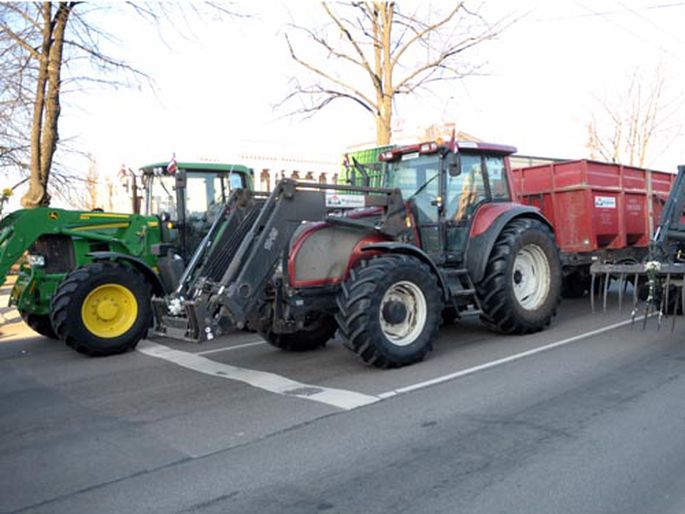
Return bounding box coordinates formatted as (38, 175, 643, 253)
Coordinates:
(380, 140, 517, 161)
(139, 162, 253, 175)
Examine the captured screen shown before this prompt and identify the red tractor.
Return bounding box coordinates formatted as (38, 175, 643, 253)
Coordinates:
(152, 140, 562, 368)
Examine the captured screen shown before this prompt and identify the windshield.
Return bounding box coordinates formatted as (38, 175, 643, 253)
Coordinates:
(145, 175, 176, 216)
(384, 154, 440, 198)
(143, 171, 246, 219)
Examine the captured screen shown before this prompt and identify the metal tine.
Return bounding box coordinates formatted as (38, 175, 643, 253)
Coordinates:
(618, 273, 625, 312)
(671, 283, 681, 333)
(664, 273, 671, 318)
(681, 283, 685, 330)
(658, 288, 665, 331)
(630, 272, 640, 327)
(642, 294, 651, 330)
(632, 272, 639, 305)
(603, 272, 611, 312)
(590, 273, 596, 313)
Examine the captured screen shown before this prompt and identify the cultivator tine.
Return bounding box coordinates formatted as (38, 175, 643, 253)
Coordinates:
(602, 272, 611, 312)
(642, 298, 651, 330)
(590, 273, 597, 313)
(617, 273, 625, 312)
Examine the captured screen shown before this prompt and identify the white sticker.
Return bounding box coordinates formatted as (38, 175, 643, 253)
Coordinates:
(401, 152, 420, 161)
(594, 196, 616, 209)
(325, 192, 366, 208)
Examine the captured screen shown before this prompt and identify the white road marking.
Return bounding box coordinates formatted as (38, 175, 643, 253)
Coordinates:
(377, 317, 641, 399)
(196, 340, 266, 355)
(137, 340, 379, 410)
(138, 317, 647, 411)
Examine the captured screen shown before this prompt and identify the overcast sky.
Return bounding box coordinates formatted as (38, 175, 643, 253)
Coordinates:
(7, 0, 685, 210)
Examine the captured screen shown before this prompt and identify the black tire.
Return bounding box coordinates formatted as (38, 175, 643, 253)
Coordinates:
(441, 306, 460, 325)
(477, 218, 561, 334)
(261, 313, 337, 351)
(50, 262, 152, 356)
(19, 311, 57, 339)
(336, 254, 443, 368)
(561, 271, 591, 298)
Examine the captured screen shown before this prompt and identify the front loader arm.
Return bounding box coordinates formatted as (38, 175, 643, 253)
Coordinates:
(168, 180, 405, 338)
(0, 209, 56, 286)
(0, 207, 155, 286)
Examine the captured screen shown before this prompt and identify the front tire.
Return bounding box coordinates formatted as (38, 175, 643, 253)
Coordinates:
(261, 313, 337, 351)
(337, 254, 443, 368)
(19, 311, 57, 339)
(50, 262, 152, 356)
(477, 218, 561, 334)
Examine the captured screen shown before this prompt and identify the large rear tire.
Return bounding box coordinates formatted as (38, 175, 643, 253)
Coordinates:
(50, 262, 152, 356)
(477, 218, 561, 334)
(19, 311, 57, 339)
(261, 313, 337, 352)
(337, 254, 443, 368)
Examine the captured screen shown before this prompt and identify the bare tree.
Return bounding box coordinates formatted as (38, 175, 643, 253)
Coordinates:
(283, 2, 512, 145)
(586, 67, 680, 167)
(0, 2, 246, 209)
(84, 155, 99, 210)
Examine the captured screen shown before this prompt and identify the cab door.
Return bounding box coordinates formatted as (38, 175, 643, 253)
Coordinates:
(444, 153, 512, 257)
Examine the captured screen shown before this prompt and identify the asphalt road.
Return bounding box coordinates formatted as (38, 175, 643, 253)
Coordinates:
(1, 293, 684, 514)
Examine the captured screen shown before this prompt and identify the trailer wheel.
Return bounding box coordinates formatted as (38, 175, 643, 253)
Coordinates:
(19, 311, 57, 339)
(261, 313, 337, 351)
(337, 254, 443, 368)
(561, 271, 591, 298)
(477, 218, 561, 334)
(50, 262, 152, 356)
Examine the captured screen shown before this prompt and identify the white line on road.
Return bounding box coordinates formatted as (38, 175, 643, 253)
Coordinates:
(377, 317, 640, 399)
(196, 340, 266, 355)
(137, 340, 379, 410)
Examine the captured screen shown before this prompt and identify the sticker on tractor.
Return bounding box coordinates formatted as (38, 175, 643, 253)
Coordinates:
(325, 192, 366, 208)
(594, 196, 616, 209)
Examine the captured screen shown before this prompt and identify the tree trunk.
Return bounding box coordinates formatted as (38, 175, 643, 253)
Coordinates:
(22, 3, 52, 208)
(375, 2, 394, 146)
(20, 2, 73, 208)
(40, 3, 72, 204)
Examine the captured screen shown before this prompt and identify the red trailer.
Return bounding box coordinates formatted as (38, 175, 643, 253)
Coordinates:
(511, 159, 676, 296)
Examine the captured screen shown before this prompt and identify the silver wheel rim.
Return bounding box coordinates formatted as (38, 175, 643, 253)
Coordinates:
(379, 281, 428, 347)
(512, 243, 551, 311)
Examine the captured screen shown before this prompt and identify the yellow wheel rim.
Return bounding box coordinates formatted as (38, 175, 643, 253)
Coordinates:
(81, 283, 138, 338)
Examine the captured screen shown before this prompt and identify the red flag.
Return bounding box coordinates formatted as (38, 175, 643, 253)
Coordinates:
(167, 154, 178, 174)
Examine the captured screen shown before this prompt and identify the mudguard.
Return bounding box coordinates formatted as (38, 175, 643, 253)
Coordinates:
(465, 205, 553, 284)
(361, 242, 450, 299)
(88, 251, 166, 295)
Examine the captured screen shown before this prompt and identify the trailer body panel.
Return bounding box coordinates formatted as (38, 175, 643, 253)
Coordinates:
(511, 160, 675, 255)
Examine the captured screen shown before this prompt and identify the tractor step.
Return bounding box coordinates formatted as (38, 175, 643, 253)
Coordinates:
(449, 287, 475, 297)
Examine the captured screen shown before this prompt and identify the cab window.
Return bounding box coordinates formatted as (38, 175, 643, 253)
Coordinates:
(485, 156, 510, 200)
(445, 153, 486, 222)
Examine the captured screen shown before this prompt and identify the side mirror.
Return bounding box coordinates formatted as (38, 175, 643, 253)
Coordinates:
(447, 152, 461, 177)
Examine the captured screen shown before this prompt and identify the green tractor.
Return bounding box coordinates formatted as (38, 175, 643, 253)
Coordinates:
(0, 161, 253, 355)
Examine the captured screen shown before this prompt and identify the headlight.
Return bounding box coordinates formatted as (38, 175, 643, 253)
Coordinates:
(27, 254, 45, 267)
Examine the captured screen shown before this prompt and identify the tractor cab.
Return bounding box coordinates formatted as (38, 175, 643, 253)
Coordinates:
(379, 141, 516, 261)
(139, 162, 253, 259)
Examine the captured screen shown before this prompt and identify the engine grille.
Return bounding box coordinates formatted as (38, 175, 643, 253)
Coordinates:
(30, 235, 76, 273)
